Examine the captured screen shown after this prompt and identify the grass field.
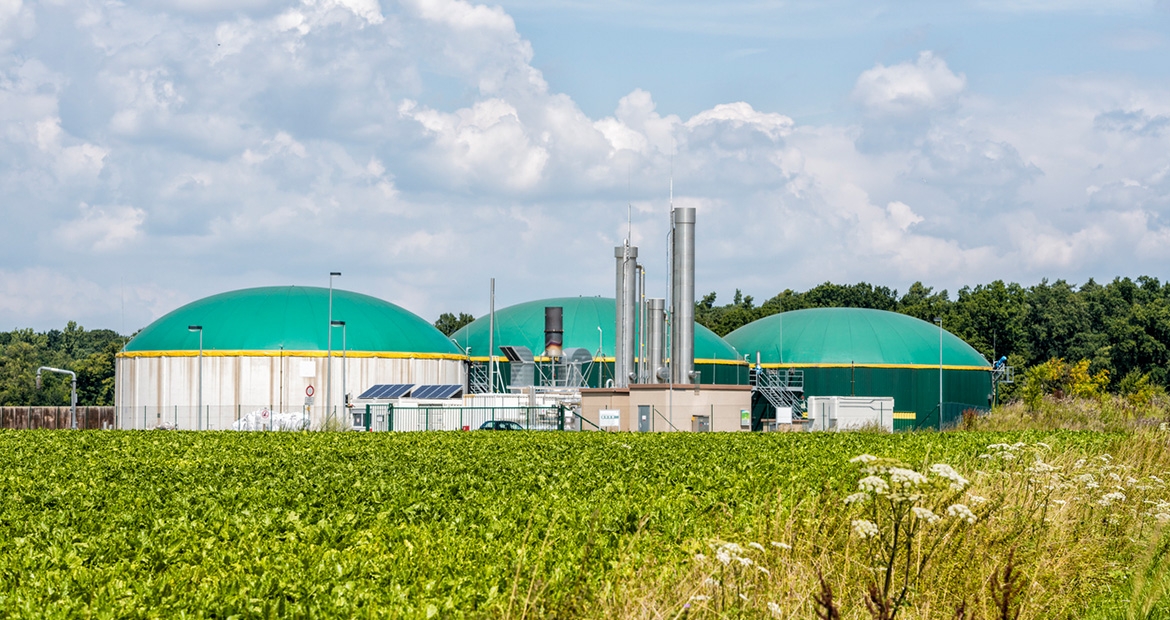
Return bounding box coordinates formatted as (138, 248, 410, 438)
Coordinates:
(0, 416, 1167, 618)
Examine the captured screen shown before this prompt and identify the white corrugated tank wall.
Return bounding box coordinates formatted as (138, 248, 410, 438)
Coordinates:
(115, 354, 464, 430)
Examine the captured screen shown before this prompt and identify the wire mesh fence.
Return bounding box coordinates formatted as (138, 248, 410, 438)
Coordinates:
(112, 404, 582, 432)
(355, 404, 578, 432)
(115, 405, 332, 431)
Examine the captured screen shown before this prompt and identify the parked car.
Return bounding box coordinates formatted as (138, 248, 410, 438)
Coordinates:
(478, 420, 525, 431)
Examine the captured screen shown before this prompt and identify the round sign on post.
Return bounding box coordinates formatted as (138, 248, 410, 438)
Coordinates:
(306, 385, 315, 397)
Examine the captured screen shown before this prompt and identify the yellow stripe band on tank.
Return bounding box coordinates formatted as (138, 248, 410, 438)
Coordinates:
(892, 411, 917, 420)
(759, 362, 990, 371)
(117, 350, 469, 361)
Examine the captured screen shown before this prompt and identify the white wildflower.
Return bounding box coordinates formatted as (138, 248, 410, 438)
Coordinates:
(771, 541, 791, 550)
(1036, 442, 1051, 450)
(930, 463, 970, 491)
(736, 556, 753, 567)
(1149, 476, 1165, 486)
(968, 495, 988, 505)
(889, 468, 928, 487)
(718, 542, 744, 554)
(703, 577, 719, 587)
(852, 519, 880, 539)
(768, 601, 782, 617)
(912, 506, 941, 524)
(845, 492, 871, 505)
(850, 454, 879, 464)
(1126, 477, 1139, 486)
(1053, 499, 1067, 506)
(1099, 454, 1114, 463)
(757, 564, 771, 576)
(859, 476, 890, 495)
(1076, 474, 1098, 489)
(986, 443, 1011, 451)
(947, 504, 977, 524)
(689, 594, 710, 602)
(1098, 492, 1126, 506)
(1074, 459, 1087, 469)
(1159, 422, 1167, 432)
(748, 542, 766, 552)
(1154, 513, 1170, 523)
(694, 553, 707, 562)
(716, 549, 732, 565)
(1107, 473, 1122, 483)
(979, 454, 993, 459)
(1001, 452, 1018, 461)
(1027, 460, 1059, 474)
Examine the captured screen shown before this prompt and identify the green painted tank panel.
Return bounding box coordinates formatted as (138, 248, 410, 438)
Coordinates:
(801, 366, 992, 429)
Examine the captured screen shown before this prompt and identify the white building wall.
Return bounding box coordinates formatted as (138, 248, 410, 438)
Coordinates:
(116, 354, 464, 430)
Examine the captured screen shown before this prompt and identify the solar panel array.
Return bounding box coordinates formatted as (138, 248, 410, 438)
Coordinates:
(357, 384, 414, 399)
(412, 384, 462, 399)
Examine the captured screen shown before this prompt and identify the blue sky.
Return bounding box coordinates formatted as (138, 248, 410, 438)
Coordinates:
(1, 0, 1169, 334)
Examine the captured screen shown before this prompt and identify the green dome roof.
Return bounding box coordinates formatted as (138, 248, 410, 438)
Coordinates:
(122, 286, 462, 358)
(450, 296, 744, 364)
(724, 308, 989, 369)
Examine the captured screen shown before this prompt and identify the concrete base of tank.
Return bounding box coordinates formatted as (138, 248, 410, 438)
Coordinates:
(580, 384, 752, 432)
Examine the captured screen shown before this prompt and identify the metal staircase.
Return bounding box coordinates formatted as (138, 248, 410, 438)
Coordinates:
(753, 368, 807, 419)
(468, 362, 490, 394)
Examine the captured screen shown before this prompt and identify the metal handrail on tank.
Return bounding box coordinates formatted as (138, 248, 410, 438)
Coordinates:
(754, 368, 807, 418)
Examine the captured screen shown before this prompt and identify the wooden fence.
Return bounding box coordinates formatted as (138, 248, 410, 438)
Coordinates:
(0, 407, 116, 430)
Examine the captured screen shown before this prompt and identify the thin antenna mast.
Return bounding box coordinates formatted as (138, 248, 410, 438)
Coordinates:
(627, 167, 632, 243)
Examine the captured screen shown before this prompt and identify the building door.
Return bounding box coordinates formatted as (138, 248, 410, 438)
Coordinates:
(638, 405, 650, 432)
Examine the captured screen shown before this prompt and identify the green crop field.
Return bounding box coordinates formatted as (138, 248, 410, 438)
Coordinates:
(0, 429, 1166, 618)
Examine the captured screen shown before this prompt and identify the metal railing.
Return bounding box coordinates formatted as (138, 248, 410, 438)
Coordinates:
(115, 405, 329, 431)
(754, 368, 807, 418)
(356, 404, 576, 432)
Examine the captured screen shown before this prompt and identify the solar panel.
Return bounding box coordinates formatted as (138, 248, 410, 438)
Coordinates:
(411, 384, 462, 399)
(357, 384, 413, 399)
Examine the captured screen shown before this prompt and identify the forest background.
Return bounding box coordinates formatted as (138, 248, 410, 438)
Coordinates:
(5, 276, 1169, 406)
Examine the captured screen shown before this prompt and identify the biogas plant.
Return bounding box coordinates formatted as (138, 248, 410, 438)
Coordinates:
(116, 207, 1008, 433)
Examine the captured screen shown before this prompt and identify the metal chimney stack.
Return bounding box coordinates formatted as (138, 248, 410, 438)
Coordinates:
(647, 298, 666, 383)
(544, 306, 563, 359)
(670, 207, 696, 384)
(614, 244, 639, 388)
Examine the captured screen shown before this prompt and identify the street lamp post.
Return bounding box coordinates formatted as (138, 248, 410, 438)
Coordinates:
(933, 317, 943, 421)
(189, 325, 203, 430)
(331, 320, 346, 427)
(326, 271, 341, 425)
(36, 366, 77, 429)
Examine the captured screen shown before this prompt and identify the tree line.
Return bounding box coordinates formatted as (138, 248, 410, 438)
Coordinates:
(695, 277, 1170, 392)
(0, 323, 127, 406)
(4, 276, 1168, 407)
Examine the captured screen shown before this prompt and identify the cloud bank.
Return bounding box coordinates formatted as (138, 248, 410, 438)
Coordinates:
(1, 0, 1168, 332)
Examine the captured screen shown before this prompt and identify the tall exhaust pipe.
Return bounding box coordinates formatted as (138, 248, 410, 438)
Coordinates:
(670, 207, 695, 384)
(648, 298, 666, 383)
(614, 244, 638, 388)
(544, 306, 564, 359)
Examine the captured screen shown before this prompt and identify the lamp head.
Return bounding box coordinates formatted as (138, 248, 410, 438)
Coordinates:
(331, 320, 345, 327)
(188, 325, 202, 332)
(35, 373, 41, 390)
(330, 271, 341, 277)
